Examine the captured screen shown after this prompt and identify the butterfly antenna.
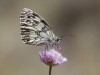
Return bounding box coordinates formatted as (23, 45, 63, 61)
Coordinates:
(60, 34, 75, 38)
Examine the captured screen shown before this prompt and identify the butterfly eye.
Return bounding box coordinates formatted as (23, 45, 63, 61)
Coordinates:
(57, 38, 61, 42)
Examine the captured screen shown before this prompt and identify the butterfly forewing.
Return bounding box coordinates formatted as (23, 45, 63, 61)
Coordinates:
(20, 8, 55, 45)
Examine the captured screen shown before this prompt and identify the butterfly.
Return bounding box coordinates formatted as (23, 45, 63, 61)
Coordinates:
(20, 8, 73, 48)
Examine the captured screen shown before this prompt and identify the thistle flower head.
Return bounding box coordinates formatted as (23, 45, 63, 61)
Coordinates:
(39, 47, 67, 66)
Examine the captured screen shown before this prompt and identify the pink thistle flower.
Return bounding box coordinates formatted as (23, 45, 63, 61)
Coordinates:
(39, 48, 67, 66)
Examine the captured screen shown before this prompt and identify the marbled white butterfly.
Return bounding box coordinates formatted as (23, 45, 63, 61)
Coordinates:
(20, 8, 73, 48)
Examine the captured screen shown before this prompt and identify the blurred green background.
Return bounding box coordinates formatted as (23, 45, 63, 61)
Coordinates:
(0, 0, 100, 75)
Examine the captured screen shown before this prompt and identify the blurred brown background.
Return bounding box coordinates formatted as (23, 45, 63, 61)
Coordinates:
(0, 0, 100, 75)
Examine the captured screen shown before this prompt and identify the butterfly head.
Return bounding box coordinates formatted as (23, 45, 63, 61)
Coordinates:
(50, 36, 62, 44)
(56, 37, 62, 44)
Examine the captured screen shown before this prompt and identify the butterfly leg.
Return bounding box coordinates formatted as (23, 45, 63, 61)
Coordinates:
(56, 44, 58, 50)
(55, 44, 58, 50)
(45, 44, 48, 50)
(45, 43, 53, 50)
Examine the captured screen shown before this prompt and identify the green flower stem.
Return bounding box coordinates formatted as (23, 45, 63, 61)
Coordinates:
(49, 65, 52, 75)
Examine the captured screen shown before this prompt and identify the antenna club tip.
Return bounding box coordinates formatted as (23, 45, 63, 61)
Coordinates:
(70, 34, 75, 37)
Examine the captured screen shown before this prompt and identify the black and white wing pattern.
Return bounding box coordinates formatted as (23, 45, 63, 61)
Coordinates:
(20, 8, 57, 45)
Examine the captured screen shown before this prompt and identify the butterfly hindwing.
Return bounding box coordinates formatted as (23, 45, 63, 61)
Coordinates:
(20, 8, 55, 45)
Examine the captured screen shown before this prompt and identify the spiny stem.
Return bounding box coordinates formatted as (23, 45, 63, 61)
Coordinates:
(49, 66, 52, 75)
